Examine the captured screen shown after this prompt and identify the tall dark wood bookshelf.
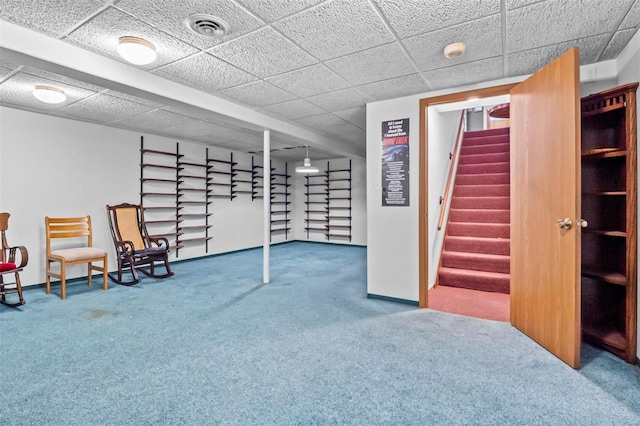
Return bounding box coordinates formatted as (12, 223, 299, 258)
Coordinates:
(580, 82, 638, 364)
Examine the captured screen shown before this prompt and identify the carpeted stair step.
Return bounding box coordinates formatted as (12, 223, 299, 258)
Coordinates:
(464, 127, 510, 138)
(458, 151, 510, 165)
(438, 267, 510, 293)
(441, 251, 510, 274)
(447, 222, 510, 238)
(461, 142, 510, 156)
(455, 173, 510, 186)
(448, 208, 509, 223)
(457, 162, 509, 175)
(451, 196, 510, 210)
(460, 134, 509, 147)
(444, 236, 510, 255)
(454, 184, 510, 197)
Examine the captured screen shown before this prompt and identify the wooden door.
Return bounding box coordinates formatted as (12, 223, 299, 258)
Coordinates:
(510, 47, 582, 368)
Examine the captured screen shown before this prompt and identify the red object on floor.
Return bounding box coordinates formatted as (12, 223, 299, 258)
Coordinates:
(428, 285, 510, 322)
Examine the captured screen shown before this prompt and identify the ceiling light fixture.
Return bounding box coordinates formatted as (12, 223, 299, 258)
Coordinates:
(295, 146, 319, 174)
(117, 36, 157, 65)
(32, 85, 67, 104)
(444, 42, 466, 59)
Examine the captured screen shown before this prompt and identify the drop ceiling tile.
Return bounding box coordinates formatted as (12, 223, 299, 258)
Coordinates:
(306, 88, 372, 112)
(260, 99, 326, 120)
(334, 107, 366, 129)
(153, 52, 256, 93)
(507, 34, 611, 77)
(357, 73, 429, 102)
(266, 64, 351, 98)
(322, 122, 364, 138)
(0, 66, 15, 82)
(600, 29, 638, 60)
(337, 131, 366, 146)
(208, 27, 317, 77)
(0, 0, 104, 38)
(325, 43, 416, 85)
(507, 0, 634, 52)
(65, 7, 199, 69)
(295, 113, 350, 130)
(273, 0, 395, 60)
(506, 0, 545, 9)
(404, 15, 502, 71)
(110, 108, 200, 131)
(55, 93, 156, 124)
(373, 0, 500, 39)
(161, 121, 230, 139)
(620, 1, 640, 29)
(0, 59, 20, 70)
(21, 67, 106, 92)
(115, 0, 263, 50)
(238, 0, 325, 21)
(424, 56, 504, 91)
(217, 81, 297, 107)
(0, 72, 97, 112)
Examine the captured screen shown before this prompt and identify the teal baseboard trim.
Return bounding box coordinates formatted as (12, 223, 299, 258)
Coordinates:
(367, 293, 419, 306)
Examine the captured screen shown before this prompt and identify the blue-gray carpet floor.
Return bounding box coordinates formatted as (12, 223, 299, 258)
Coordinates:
(1, 241, 639, 425)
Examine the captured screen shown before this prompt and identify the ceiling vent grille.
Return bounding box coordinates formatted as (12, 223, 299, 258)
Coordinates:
(185, 14, 229, 37)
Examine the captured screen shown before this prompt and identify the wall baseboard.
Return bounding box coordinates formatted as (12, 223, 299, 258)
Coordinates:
(367, 293, 419, 306)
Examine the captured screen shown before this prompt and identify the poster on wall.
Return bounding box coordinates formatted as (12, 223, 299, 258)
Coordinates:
(381, 118, 410, 206)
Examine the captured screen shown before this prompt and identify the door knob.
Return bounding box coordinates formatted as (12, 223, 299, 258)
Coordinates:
(556, 218, 572, 229)
(576, 218, 588, 228)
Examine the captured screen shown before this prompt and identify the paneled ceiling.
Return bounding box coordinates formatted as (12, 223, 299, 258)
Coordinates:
(1, 0, 638, 160)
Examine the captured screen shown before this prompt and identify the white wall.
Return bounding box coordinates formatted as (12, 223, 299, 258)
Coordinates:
(292, 156, 367, 246)
(615, 30, 640, 360)
(427, 109, 462, 288)
(366, 97, 421, 301)
(0, 107, 288, 286)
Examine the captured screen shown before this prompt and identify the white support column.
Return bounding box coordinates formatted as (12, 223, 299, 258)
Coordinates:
(263, 130, 271, 284)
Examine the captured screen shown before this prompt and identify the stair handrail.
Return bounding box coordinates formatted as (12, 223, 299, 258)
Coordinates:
(437, 112, 466, 231)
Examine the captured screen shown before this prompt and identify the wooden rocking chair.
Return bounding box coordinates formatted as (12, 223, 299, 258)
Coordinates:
(0, 212, 27, 307)
(106, 203, 174, 285)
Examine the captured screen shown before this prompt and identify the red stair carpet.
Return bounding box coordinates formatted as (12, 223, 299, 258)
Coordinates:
(438, 127, 511, 294)
(428, 285, 510, 322)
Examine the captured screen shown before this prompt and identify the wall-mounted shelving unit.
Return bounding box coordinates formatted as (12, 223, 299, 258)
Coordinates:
(580, 83, 638, 364)
(207, 153, 234, 200)
(231, 153, 254, 199)
(140, 138, 183, 252)
(177, 149, 213, 254)
(304, 168, 329, 239)
(326, 160, 353, 242)
(251, 157, 263, 201)
(270, 163, 291, 240)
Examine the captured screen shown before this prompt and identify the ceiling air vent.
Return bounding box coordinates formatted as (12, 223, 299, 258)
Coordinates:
(185, 14, 229, 37)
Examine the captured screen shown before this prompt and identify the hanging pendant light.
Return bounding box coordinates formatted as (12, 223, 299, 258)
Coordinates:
(295, 146, 319, 174)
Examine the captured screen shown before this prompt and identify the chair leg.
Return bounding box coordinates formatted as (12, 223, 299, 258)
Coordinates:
(61, 261, 66, 300)
(87, 262, 93, 287)
(103, 254, 108, 291)
(14, 271, 24, 306)
(46, 259, 51, 295)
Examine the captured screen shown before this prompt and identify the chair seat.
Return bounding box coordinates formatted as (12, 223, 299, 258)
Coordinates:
(133, 246, 167, 257)
(50, 247, 107, 261)
(0, 262, 17, 272)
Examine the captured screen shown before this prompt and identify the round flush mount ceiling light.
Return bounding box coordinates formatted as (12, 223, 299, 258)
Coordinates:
(117, 36, 157, 65)
(33, 85, 67, 104)
(185, 14, 230, 37)
(444, 42, 466, 59)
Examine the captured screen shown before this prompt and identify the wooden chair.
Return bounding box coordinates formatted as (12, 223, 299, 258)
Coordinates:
(0, 212, 28, 307)
(45, 216, 108, 300)
(106, 203, 173, 285)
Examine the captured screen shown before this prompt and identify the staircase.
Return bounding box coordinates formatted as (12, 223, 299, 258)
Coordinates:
(438, 127, 510, 294)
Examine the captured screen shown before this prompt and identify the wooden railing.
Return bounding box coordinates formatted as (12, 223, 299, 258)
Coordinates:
(437, 112, 466, 230)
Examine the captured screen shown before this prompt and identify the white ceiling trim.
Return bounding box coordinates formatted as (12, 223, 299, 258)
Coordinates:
(0, 20, 365, 158)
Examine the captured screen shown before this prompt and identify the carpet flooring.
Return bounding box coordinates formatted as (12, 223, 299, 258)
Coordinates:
(428, 285, 510, 322)
(439, 127, 511, 294)
(1, 242, 639, 425)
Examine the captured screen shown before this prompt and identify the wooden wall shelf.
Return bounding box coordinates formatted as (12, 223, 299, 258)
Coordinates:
(270, 162, 291, 241)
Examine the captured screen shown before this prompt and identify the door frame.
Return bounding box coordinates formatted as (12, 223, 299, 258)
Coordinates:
(418, 83, 518, 308)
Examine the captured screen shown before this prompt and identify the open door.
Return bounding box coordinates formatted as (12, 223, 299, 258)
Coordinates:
(510, 47, 582, 368)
